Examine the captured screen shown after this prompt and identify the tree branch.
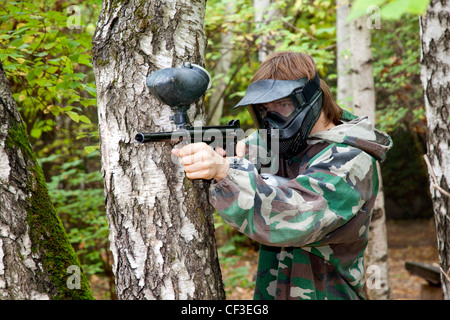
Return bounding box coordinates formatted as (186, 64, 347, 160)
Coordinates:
(423, 154, 450, 198)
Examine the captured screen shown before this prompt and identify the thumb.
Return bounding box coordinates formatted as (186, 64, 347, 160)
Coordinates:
(171, 148, 181, 157)
(236, 141, 246, 158)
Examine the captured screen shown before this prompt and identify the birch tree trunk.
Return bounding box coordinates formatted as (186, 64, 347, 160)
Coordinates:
(254, 0, 279, 62)
(92, 0, 225, 300)
(336, 0, 353, 108)
(349, 16, 376, 122)
(0, 62, 93, 300)
(207, 1, 233, 126)
(420, 0, 450, 299)
(349, 12, 391, 300)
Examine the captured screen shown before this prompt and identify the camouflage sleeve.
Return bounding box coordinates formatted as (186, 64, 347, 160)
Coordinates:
(209, 144, 377, 247)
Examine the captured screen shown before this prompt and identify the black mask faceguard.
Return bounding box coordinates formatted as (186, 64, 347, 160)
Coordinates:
(234, 72, 323, 158)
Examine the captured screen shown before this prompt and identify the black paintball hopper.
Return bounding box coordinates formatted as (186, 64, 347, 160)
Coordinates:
(146, 62, 211, 108)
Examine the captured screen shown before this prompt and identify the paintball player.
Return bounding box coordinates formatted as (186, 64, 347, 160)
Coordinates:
(172, 51, 393, 300)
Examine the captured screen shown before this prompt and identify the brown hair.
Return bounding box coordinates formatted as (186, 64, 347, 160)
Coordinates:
(252, 51, 342, 125)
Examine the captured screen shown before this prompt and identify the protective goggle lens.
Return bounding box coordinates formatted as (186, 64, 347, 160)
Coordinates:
(254, 97, 295, 118)
(252, 97, 298, 130)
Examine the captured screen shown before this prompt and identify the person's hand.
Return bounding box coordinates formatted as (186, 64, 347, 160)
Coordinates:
(172, 141, 246, 181)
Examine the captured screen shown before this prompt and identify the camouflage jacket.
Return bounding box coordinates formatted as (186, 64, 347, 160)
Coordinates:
(209, 112, 393, 300)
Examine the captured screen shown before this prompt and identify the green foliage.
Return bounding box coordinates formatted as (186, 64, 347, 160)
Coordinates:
(215, 215, 254, 296)
(371, 15, 425, 133)
(348, 0, 430, 21)
(0, 0, 99, 145)
(380, 126, 432, 219)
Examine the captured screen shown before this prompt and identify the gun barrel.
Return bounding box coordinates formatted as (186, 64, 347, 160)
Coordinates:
(135, 132, 178, 143)
(135, 119, 241, 145)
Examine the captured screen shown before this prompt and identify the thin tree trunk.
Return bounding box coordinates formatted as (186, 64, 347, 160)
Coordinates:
(254, 0, 278, 62)
(349, 16, 376, 122)
(336, 0, 353, 108)
(208, 1, 233, 126)
(92, 0, 225, 300)
(0, 62, 93, 300)
(420, 0, 450, 300)
(349, 12, 391, 300)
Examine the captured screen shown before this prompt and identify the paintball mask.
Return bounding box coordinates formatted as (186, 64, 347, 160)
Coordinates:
(234, 72, 323, 158)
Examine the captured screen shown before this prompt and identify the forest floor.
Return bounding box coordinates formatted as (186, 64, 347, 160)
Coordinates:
(90, 218, 440, 300)
(222, 218, 440, 300)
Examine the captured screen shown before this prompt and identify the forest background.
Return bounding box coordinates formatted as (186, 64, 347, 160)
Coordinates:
(0, 0, 435, 299)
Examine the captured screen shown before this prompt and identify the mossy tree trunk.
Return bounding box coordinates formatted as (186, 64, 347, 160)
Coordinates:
(0, 62, 93, 300)
(92, 0, 225, 299)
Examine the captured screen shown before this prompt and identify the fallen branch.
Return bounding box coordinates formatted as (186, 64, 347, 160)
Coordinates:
(423, 154, 450, 198)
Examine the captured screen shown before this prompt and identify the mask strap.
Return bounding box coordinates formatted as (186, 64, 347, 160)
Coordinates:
(292, 72, 320, 107)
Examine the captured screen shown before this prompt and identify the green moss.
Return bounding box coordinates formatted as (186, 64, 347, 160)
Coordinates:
(197, 207, 206, 225)
(184, 178, 192, 191)
(6, 121, 94, 300)
(95, 58, 110, 67)
(110, 0, 126, 10)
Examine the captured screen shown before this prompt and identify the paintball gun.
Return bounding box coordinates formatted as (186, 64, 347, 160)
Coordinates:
(135, 62, 242, 156)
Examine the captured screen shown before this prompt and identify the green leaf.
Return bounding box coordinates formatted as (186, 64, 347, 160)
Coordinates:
(347, 0, 386, 21)
(315, 26, 336, 35)
(66, 111, 80, 123)
(46, 66, 58, 74)
(84, 145, 99, 154)
(79, 115, 92, 124)
(84, 85, 97, 97)
(380, 0, 411, 20)
(406, 0, 430, 14)
(30, 127, 42, 139)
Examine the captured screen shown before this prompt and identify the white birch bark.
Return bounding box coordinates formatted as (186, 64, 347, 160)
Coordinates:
(420, 0, 450, 299)
(336, 0, 353, 109)
(349, 12, 391, 300)
(92, 0, 225, 300)
(349, 15, 376, 123)
(254, 0, 279, 62)
(208, 1, 233, 126)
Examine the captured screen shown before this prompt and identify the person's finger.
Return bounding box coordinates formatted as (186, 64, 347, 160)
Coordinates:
(171, 148, 181, 157)
(236, 141, 246, 158)
(185, 168, 213, 180)
(183, 161, 208, 173)
(180, 152, 208, 166)
(215, 146, 226, 157)
(178, 142, 208, 157)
